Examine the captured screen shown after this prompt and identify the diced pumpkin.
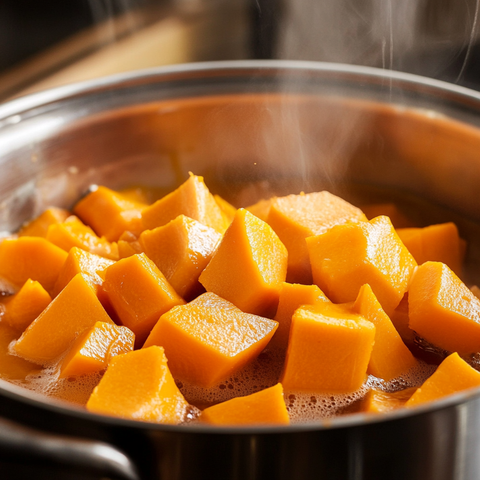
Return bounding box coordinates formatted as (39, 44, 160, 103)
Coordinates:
(0, 237, 68, 295)
(74, 185, 147, 242)
(405, 352, 480, 407)
(143, 292, 278, 388)
(361, 203, 413, 228)
(59, 321, 135, 378)
(1, 279, 52, 331)
(86, 346, 189, 424)
(13, 274, 114, 365)
(266, 191, 367, 284)
(396, 222, 464, 276)
(140, 215, 221, 301)
(141, 173, 229, 234)
(46, 215, 118, 260)
(199, 208, 287, 317)
(271, 282, 330, 352)
(408, 261, 480, 356)
(103, 253, 185, 347)
(246, 198, 273, 222)
(353, 284, 418, 381)
(361, 387, 417, 413)
(280, 302, 375, 393)
(200, 383, 290, 426)
(18, 207, 70, 238)
(307, 215, 417, 315)
(214, 194, 237, 224)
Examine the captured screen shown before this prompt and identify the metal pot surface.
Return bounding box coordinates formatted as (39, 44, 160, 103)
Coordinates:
(1, 61, 480, 480)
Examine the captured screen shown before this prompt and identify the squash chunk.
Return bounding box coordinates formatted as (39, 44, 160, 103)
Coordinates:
(140, 215, 221, 300)
(406, 353, 480, 407)
(141, 174, 228, 234)
(280, 303, 375, 393)
(143, 292, 278, 388)
(307, 215, 417, 315)
(214, 194, 237, 224)
(361, 203, 412, 228)
(59, 321, 134, 378)
(13, 274, 114, 365)
(18, 207, 70, 237)
(74, 185, 147, 242)
(271, 282, 330, 352)
(266, 191, 367, 284)
(396, 222, 464, 276)
(199, 208, 287, 317)
(86, 346, 189, 424)
(1, 279, 52, 331)
(200, 383, 290, 426)
(353, 284, 418, 381)
(0, 237, 68, 295)
(46, 215, 118, 260)
(408, 261, 480, 356)
(246, 198, 273, 222)
(362, 387, 417, 413)
(103, 253, 184, 347)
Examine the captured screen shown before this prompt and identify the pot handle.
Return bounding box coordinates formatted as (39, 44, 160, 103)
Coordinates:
(0, 416, 140, 480)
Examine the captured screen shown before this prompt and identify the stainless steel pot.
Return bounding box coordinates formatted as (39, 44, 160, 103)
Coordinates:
(2, 61, 480, 480)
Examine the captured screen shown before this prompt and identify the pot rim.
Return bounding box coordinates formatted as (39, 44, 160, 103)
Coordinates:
(1, 59, 480, 434)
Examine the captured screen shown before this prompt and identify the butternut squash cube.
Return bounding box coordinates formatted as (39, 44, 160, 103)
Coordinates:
(140, 215, 221, 301)
(86, 346, 189, 424)
(307, 215, 417, 315)
(13, 274, 114, 365)
(46, 215, 118, 260)
(214, 194, 237, 224)
(18, 207, 70, 237)
(353, 284, 418, 381)
(267, 191, 367, 284)
(361, 387, 417, 413)
(406, 352, 480, 407)
(143, 292, 278, 388)
(200, 383, 290, 426)
(103, 253, 184, 347)
(408, 261, 480, 356)
(2, 279, 52, 332)
(199, 208, 287, 317)
(246, 198, 273, 222)
(74, 185, 147, 242)
(141, 173, 228, 234)
(396, 222, 464, 276)
(0, 237, 68, 295)
(280, 302, 375, 393)
(271, 282, 330, 352)
(361, 203, 413, 228)
(59, 321, 134, 378)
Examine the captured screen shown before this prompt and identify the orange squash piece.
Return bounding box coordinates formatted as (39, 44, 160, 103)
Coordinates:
(18, 207, 70, 237)
(143, 292, 278, 388)
(86, 346, 189, 424)
(1, 279, 52, 332)
(214, 194, 237, 224)
(361, 203, 413, 228)
(280, 302, 375, 393)
(46, 215, 118, 260)
(405, 352, 480, 407)
(266, 191, 367, 284)
(74, 185, 147, 242)
(307, 215, 417, 315)
(362, 387, 417, 413)
(200, 383, 290, 426)
(141, 173, 229, 234)
(140, 215, 221, 301)
(271, 282, 330, 352)
(59, 321, 134, 378)
(353, 284, 418, 381)
(199, 208, 287, 317)
(103, 253, 185, 347)
(13, 274, 114, 365)
(117, 231, 143, 259)
(408, 261, 480, 356)
(0, 237, 68, 295)
(246, 198, 273, 222)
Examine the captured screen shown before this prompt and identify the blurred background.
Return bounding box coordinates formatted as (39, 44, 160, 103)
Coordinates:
(1, 0, 480, 101)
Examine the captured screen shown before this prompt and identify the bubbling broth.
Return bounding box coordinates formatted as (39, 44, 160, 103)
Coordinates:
(1, 179, 480, 425)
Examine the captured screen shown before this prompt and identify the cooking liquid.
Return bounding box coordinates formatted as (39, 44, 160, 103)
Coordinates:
(0, 184, 479, 424)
